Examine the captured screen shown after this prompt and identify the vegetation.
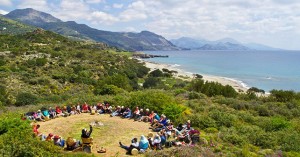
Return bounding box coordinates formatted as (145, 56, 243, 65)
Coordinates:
(1, 29, 300, 156)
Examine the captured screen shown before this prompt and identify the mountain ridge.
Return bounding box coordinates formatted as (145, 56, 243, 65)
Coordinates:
(171, 37, 281, 51)
(4, 8, 178, 51)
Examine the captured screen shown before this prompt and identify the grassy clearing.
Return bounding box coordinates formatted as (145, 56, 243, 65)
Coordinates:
(38, 114, 151, 156)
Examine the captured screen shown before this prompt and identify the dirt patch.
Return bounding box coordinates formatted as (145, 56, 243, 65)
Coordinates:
(38, 114, 151, 156)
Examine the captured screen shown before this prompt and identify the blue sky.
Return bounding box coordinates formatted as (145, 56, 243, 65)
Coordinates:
(1, 0, 300, 50)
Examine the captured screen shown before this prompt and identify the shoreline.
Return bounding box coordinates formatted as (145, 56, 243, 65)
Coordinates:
(141, 59, 249, 93)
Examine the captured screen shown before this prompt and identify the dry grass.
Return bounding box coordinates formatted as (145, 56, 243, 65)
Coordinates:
(38, 114, 151, 156)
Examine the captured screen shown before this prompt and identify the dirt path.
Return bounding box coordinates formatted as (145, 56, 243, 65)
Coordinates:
(38, 114, 151, 156)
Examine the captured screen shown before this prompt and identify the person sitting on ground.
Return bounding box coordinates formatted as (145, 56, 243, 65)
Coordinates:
(148, 111, 155, 123)
(97, 103, 105, 114)
(132, 107, 140, 119)
(106, 103, 113, 113)
(122, 107, 132, 118)
(188, 128, 200, 145)
(42, 109, 50, 120)
(46, 133, 54, 141)
(135, 108, 144, 121)
(25, 111, 35, 120)
(119, 138, 139, 155)
(139, 109, 150, 122)
(82, 102, 89, 113)
(67, 105, 72, 114)
(56, 106, 63, 116)
(53, 135, 65, 147)
(66, 137, 81, 150)
(76, 103, 81, 113)
(81, 124, 93, 138)
(176, 130, 191, 145)
(33, 124, 41, 136)
(152, 133, 162, 150)
(152, 114, 168, 132)
(165, 121, 174, 138)
(119, 106, 126, 116)
(111, 106, 121, 117)
(159, 129, 167, 145)
(139, 135, 149, 153)
(184, 120, 191, 131)
(48, 107, 57, 119)
(35, 110, 45, 121)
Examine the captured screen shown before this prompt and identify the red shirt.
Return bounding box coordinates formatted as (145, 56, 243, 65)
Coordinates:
(33, 125, 39, 136)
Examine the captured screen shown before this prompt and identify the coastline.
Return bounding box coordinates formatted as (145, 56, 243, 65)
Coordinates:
(142, 60, 249, 93)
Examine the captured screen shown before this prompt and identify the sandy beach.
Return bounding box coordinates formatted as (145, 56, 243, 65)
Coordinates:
(142, 60, 249, 93)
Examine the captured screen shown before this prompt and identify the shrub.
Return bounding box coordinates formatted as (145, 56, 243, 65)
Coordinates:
(0, 113, 61, 156)
(143, 77, 161, 88)
(188, 91, 201, 99)
(188, 114, 216, 129)
(35, 58, 47, 66)
(94, 84, 123, 95)
(149, 69, 164, 77)
(278, 130, 300, 152)
(270, 90, 296, 102)
(15, 92, 38, 106)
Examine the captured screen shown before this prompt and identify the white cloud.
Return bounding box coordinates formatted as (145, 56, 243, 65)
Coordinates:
(90, 11, 119, 24)
(119, 1, 148, 21)
(0, 0, 12, 6)
(17, 0, 49, 12)
(112, 3, 123, 9)
(5, 0, 300, 49)
(52, 0, 90, 21)
(0, 9, 8, 14)
(85, 0, 104, 4)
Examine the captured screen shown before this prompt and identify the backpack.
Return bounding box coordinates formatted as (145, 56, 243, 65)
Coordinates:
(165, 141, 173, 148)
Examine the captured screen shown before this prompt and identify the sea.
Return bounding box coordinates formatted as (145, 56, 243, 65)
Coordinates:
(143, 50, 300, 92)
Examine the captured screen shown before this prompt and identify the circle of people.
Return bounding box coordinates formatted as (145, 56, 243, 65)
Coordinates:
(24, 101, 200, 155)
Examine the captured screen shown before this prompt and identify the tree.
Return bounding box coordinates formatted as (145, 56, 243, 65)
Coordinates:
(149, 69, 164, 77)
(15, 92, 38, 106)
(143, 77, 161, 88)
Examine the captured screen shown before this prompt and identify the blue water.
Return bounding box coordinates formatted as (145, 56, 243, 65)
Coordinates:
(144, 50, 300, 92)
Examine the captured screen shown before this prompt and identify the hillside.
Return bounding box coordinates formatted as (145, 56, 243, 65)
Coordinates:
(0, 16, 35, 34)
(1, 28, 300, 157)
(4, 8, 178, 51)
(0, 29, 150, 107)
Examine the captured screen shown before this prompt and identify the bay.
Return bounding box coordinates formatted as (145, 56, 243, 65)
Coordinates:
(144, 50, 300, 92)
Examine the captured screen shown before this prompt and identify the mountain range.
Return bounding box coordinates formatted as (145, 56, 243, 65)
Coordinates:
(170, 37, 281, 51)
(3, 8, 178, 51)
(1, 8, 281, 51)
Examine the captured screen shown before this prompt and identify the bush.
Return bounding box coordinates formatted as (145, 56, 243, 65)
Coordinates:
(143, 77, 161, 88)
(0, 113, 61, 156)
(35, 58, 47, 66)
(125, 90, 182, 120)
(15, 92, 38, 106)
(188, 91, 201, 99)
(94, 84, 123, 95)
(149, 69, 164, 77)
(188, 114, 216, 129)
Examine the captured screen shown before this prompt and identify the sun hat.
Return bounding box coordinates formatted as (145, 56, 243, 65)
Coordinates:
(146, 108, 149, 111)
(187, 120, 191, 123)
(48, 133, 54, 137)
(147, 132, 154, 138)
(131, 148, 139, 156)
(54, 135, 60, 139)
